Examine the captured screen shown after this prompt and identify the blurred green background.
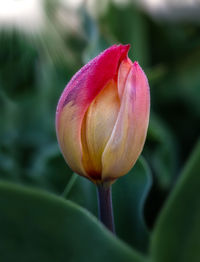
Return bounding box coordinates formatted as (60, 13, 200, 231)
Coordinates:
(0, 0, 200, 261)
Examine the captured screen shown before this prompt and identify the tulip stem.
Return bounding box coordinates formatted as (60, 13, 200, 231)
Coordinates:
(96, 184, 115, 234)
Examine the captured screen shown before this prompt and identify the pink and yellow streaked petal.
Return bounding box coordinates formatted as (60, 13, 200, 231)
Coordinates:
(117, 58, 132, 99)
(56, 44, 130, 127)
(81, 80, 120, 179)
(102, 62, 150, 180)
(56, 44, 130, 178)
(57, 103, 87, 177)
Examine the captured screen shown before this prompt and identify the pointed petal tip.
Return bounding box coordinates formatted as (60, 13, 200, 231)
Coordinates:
(133, 61, 146, 73)
(107, 44, 130, 60)
(118, 44, 130, 59)
(132, 61, 149, 85)
(133, 61, 145, 71)
(118, 43, 130, 50)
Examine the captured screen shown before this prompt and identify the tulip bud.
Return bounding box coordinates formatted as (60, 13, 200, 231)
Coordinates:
(56, 44, 150, 184)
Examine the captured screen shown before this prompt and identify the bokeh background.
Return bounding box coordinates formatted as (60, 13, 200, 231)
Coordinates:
(0, 0, 200, 256)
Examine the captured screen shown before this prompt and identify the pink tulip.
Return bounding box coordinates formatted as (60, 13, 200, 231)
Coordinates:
(56, 44, 150, 185)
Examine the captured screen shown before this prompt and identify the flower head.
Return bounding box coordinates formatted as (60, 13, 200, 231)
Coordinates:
(56, 44, 150, 184)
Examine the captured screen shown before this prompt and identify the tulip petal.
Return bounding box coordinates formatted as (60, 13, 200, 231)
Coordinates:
(56, 44, 130, 177)
(81, 80, 120, 180)
(117, 58, 132, 99)
(102, 62, 150, 180)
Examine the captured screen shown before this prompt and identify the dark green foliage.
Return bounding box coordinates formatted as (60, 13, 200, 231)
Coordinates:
(151, 140, 200, 262)
(0, 181, 145, 262)
(67, 157, 152, 253)
(0, 2, 199, 261)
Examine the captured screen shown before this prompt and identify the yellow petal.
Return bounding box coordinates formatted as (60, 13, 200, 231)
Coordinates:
(57, 102, 87, 178)
(81, 80, 120, 180)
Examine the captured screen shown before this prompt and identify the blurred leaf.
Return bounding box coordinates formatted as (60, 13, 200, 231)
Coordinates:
(65, 174, 98, 215)
(0, 181, 146, 262)
(150, 139, 200, 262)
(0, 31, 38, 99)
(113, 157, 152, 253)
(0, 91, 20, 180)
(30, 143, 73, 193)
(103, 4, 149, 67)
(144, 113, 178, 189)
(81, 8, 109, 64)
(0, 34, 73, 189)
(67, 157, 152, 253)
(150, 47, 200, 163)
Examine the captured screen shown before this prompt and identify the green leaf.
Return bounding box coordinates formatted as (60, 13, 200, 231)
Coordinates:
(150, 139, 200, 262)
(30, 143, 73, 193)
(144, 113, 177, 189)
(103, 4, 149, 67)
(67, 157, 152, 253)
(113, 156, 152, 253)
(65, 173, 98, 216)
(0, 181, 145, 262)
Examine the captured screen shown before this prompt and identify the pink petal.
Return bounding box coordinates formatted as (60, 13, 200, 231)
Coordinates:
(56, 44, 130, 177)
(117, 58, 132, 99)
(102, 61, 150, 180)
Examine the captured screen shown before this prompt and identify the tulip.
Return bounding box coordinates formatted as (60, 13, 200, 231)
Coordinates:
(56, 44, 150, 185)
(56, 44, 150, 232)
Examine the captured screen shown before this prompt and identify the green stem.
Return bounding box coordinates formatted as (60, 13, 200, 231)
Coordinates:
(96, 183, 115, 233)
